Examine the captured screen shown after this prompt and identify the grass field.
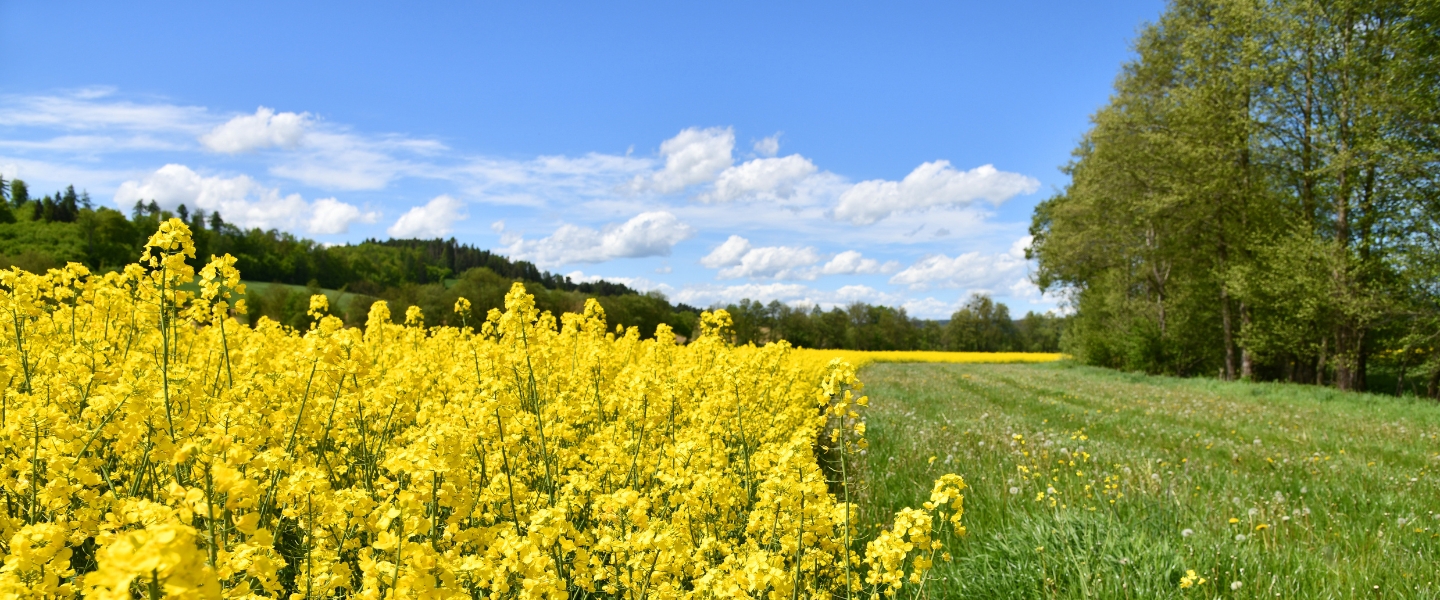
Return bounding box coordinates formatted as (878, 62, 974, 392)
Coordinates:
(858, 361, 1440, 599)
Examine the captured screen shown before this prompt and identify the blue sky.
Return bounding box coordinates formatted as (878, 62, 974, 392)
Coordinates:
(0, 1, 1162, 316)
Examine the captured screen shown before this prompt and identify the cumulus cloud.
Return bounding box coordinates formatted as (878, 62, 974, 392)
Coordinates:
(699, 155, 818, 203)
(113, 164, 373, 234)
(200, 107, 311, 153)
(672, 282, 898, 310)
(699, 235, 819, 280)
(630, 127, 733, 193)
(505, 211, 695, 267)
(702, 237, 898, 280)
(309, 197, 379, 235)
(718, 245, 822, 280)
(834, 162, 1040, 225)
(701, 235, 753, 268)
(819, 250, 900, 276)
(753, 134, 781, 157)
(887, 235, 1032, 291)
(388, 195, 468, 238)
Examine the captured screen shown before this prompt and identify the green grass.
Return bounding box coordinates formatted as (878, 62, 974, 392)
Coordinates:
(859, 362, 1440, 599)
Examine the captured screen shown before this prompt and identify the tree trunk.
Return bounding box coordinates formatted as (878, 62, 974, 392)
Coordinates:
(1395, 354, 1408, 396)
(1428, 365, 1440, 400)
(1354, 328, 1367, 393)
(1220, 287, 1236, 380)
(1240, 303, 1254, 380)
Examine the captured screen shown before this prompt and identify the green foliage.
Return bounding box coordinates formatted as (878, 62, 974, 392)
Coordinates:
(721, 294, 1066, 352)
(1033, 0, 1440, 394)
(0, 175, 1065, 351)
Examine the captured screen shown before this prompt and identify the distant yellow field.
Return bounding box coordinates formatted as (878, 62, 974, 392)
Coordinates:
(799, 349, 1065, 366)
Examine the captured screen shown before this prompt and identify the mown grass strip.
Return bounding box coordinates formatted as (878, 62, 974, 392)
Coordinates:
(860, 362, 1440, 599)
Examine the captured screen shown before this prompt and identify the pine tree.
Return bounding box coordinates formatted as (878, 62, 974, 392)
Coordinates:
(10, 179, 28, 208)
(58, 187, 79, 222)
(177, 204, 189, 221)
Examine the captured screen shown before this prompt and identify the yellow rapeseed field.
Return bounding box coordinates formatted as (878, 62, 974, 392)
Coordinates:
(0, 220, 966, 599)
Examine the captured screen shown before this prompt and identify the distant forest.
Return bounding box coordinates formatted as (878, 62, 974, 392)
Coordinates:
(0, 175, 1063, 352)
(1031, 0, 1439, 396)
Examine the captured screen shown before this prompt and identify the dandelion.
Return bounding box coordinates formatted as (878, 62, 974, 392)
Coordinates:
(1231, 580, 1243, 590)
(1181, 528, 1194, 538)
(1179, 569, 1206, 588)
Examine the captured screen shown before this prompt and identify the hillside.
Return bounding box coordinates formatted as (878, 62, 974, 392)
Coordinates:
(0, 182, 1063, 350)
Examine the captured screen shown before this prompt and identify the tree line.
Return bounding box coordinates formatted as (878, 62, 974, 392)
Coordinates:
(723, 294, 1063, 352)
(0, 176, 1064, 351)
(1031, 0, 1440, 396)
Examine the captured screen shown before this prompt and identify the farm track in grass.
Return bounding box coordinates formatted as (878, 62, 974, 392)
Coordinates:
(857, 361, 1440, 599)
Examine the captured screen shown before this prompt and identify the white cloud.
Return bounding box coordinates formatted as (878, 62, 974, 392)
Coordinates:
(388, 195, 467, 238)
(699, 154, 818, 203)
(819, 250, 900, 276)
(200, 107, 312, 153)
(0, 91, 207, 133)
(753, 134, 781, 157)
(702, 237, 897, 280)
(673, 282, 899, 310)
(269, 131, 447, 190)
(565, 270, 670, 293)
(113, 164, 371, 235)
(308, 197, 379, 235)
(718, 245, 822, 280)
(887, 237, 1031, 292)
(902, 297, 960, 319)
(700, 235, 752, 268)
(699, 234, 821, 280)
(834, 161, 1040, 225)
(1008, 234, 1034, 259)
(505, 211, 695, 267)
(0, 134, 184, 153)
(630, 127, 733, 193)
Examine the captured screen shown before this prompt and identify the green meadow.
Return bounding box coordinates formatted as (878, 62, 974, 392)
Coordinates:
(860, 362, 1440, 599)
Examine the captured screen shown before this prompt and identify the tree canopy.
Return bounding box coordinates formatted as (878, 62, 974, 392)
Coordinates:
(1032, 0, 1440, 396)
